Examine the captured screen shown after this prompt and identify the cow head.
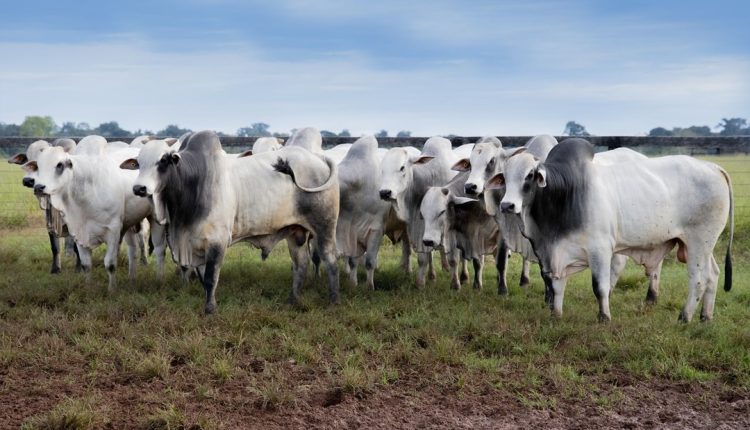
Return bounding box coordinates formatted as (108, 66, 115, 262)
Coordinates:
(121, 139, 179, 197)
(378, 147, 434, 203)
(456, 137, 503, 197)
(8, 140, 50, 188)
(420, 187, 476, 248)
(32, 147, 74, 196)
(252, 137, 283, 155)
(487, 152, 544, 215)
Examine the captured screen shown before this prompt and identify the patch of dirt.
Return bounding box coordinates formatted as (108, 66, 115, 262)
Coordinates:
(1, 361, 748, 429)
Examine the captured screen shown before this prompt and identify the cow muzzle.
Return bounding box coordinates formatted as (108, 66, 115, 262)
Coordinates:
(379, 189, 393, 201)
(33, 184, 47, 195)
(464, 183, 478, 195)
(422, 239, 436, 248)
(500, 202, 516, 214)
(133, 185, 149, 197)
(22, 177, 35, 188)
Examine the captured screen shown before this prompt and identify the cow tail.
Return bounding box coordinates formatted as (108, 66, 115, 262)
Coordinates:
(720, 167, 734, 292)
(273, 155, 337, 193)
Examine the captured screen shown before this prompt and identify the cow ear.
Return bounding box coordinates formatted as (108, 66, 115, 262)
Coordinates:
(238, 150, 253, 158)
(485, 172, 505, 190)
(8, 153, 28, 165)
(22, 161, 38, 173)
(170, 153, 181, 164)
(120, 158, 140, 170)
(535, 166, 547, 187)
(276, 138, 285, 145)
(451, 158, 471, 172)
(411, 155, 434, 165)
(507, 147, 527, 158)
(164, 138, 178, 146)
(450, 196, 477, 206)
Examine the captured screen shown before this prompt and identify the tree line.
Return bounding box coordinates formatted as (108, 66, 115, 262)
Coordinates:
(1, 115, 748, 138)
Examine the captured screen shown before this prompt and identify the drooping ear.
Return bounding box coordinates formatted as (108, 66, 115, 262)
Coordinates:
(8, 153, 28, 165)
(451, 158, 471, 172)
(411, 155, 434, 165)
(120, 158, 140, 170)
(485, 172, 505, 190)
(450, 196, 478, 206)
(535, 166, 547, 187)
(238, 150, 253, 158)
(170, 153, 181, 165)
(22, 160, 38, 173)
(164, 138, 178, 146)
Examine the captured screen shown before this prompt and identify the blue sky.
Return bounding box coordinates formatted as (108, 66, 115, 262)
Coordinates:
(1, 0, 748, 136)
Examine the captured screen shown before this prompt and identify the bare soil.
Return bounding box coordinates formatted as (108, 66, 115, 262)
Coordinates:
(2, 358, 748, 429)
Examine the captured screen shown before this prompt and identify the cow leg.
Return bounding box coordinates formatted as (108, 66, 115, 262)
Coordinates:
(700, 255, 720, 322)
(73, 241, 82, 273)
(644, 260, 664, 305)
(149, 222, 167, 279)
(311, 246, 322, 278)
(104, 232, 123, 292)
(123, 230, 139, 281)
(399, 239, 412, 273)
(428, 251, 437, 280)
(48, 232, 61, 274)
(496, 241, 509, 295)
(287, 239, 307, 305)
(347, 257, 359, 285)
(551, 277, 567, 318)
(316, 233, 340, 305)
(472, 256, 483, 290)
(542, 272, 554, 308)
(591, 253, 614, 322)
(679, 248, 713, 323)
(78, 246, 93, 283)
(365, 232, 383, 291)
(519, 257, 531, 288)
(439, 248, 450, 272)
(138, 230, 148, 266)
(202, 245, 225, 315)
(609, 254, 628, 288)
(416, 252, 429, 289)
(448, 252, 461, 290)
(460, 259, 470, 283)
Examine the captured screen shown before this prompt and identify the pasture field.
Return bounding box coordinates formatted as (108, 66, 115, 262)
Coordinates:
(0, 156, 748, 428)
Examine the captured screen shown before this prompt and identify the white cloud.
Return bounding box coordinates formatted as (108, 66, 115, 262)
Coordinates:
(0, 32, 748, 136)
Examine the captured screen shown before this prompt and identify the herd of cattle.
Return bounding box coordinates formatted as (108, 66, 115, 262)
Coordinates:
(8, 128, 734, 322)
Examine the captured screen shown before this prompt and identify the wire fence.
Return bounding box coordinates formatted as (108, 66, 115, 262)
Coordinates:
(1, 143, 749, 229)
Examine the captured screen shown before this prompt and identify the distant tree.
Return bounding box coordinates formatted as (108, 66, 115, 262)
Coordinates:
(0, 122, 21, 136)
(58, 121, 92, 137)
(95, 121, 132, 137)
(19, 115, 57, 137)
(563, 121, 590, 137)
(158, 124, 192, 137)
(237, 122, 271, 137)
(396, 130, 412, 138)
(320, 130, 337, 137)
(273, 132, 289, 138)
(717, 117, 748, 136)
(648, 127, 673, 137)
(338, 129, 351, 137)
(375, 129, 388, 138)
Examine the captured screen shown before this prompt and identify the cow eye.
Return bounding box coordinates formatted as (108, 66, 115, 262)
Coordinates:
(400, 166, 405, 172)
(525, 172, 534, 180)
(56, 162, 64, 171)
(439, 210, 446, 216)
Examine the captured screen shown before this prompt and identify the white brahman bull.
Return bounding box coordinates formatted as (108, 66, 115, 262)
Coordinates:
(124, 130, 340, 314)
(378, 136, 459, 288)
(336, 136, 412, 289)
(28, 144, 167, 291)
(489, 138, 734, 322)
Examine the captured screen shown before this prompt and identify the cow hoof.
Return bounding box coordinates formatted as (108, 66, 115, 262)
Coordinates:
(700, 313, 712, 322)
(204, 303, 217, 315)
(497, 286, 508, 296)
(677, 311, 690, 323)
(428, 271, 436, 281)
(459, 272, 469, 283)
(415, 279, 425, 289)
(450, 281, 461, 291)
(519, 276, 530, 288)
(597, 313, 611, 323)
(645, 297, 657, 306)
(473, 283, 481, 291)
(50, 266, 61, 274)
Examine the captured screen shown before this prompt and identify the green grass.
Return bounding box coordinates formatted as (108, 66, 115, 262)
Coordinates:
(1, 155, 748, 425)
